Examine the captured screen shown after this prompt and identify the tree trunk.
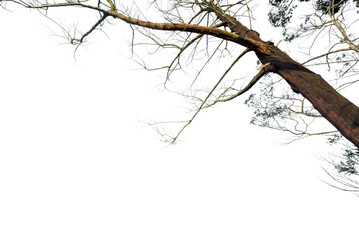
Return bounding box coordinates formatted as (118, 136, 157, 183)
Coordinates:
(257, 44, 359, 148)
(10, 1, 359, 147)
(216, 12, 359, 148)
(96, 6, 359, 148)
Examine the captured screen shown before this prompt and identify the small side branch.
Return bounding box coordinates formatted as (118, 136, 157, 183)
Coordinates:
(71, 13, 108, 44)
(330, 11, 359, 53)
(204, 1, 270, 55)
(105, 0, 115, 11)
(216, 63, 270, 103)
(301, 48, 352, 65)
(169, 48, 251, 143)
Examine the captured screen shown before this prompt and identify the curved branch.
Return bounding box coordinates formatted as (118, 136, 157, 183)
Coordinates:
(107, 9, 268, 53)
(216, 63, 270, 103)
(169, 48, 251, 143)
(330, 11, 359, 52)
(71, 13, 108, 44)
(11, 0, 270, 53)
(301, 48, 352, 65)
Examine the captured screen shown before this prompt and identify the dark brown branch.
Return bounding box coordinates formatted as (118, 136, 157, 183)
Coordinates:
(71, 14, 108, 44)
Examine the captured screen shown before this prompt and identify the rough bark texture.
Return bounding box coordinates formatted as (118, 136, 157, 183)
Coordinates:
(258, 44, 359, 148)
(217, 13, 359, 148)
(24, 1, 359, 147)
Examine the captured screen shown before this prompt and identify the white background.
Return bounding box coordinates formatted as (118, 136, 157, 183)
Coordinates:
(1, 6, 359, 240)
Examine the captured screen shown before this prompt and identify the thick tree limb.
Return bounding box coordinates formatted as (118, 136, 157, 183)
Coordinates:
(10, 0, 270, 55)
(6, 0, 359, 148)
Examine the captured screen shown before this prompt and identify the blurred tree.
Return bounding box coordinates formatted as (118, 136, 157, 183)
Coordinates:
(1, 0, 359, 192)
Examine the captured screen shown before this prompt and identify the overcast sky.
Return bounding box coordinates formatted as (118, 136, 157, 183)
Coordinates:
(1, 5, 359, 240)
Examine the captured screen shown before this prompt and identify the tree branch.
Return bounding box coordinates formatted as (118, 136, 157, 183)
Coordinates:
(168, 48, 251, 143)
(216, 64, 269, 103)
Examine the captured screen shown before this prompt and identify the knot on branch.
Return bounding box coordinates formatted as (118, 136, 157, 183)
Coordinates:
(258, 62, 276, 72)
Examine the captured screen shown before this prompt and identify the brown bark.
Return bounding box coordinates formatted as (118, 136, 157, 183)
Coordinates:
(258, 44, 359, 148)
(20, 2, 359, 147)
(216, 13, 359, 148)
(108, 5, 359, 147)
